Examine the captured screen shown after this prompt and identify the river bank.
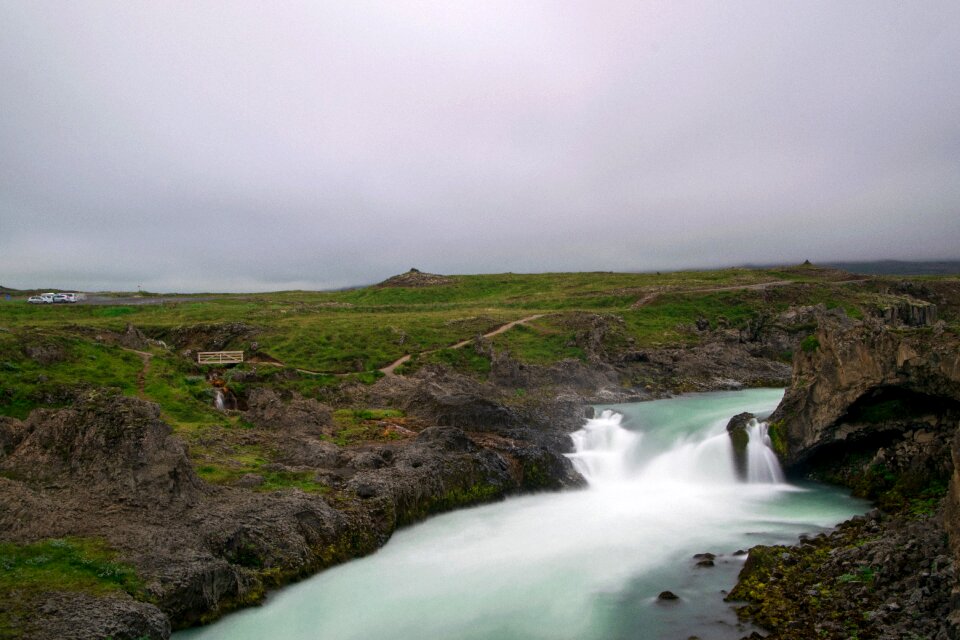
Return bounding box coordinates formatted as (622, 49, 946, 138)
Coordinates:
(175, 389, 869, 640)
(728, 506, 954, 640)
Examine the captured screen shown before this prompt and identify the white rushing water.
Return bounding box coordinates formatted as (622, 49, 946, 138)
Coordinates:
(213, 388, 225, 412)
(177, 388, 867, 640)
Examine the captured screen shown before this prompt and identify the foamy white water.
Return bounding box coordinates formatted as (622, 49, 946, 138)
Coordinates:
(213, 389, 225, 411)
(746, 418, 786, 484)
(177, 388, 867, 640)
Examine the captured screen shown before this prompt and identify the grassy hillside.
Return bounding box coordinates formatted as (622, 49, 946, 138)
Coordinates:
(1, 265, 957, 419)
(0, 266, 861, 366)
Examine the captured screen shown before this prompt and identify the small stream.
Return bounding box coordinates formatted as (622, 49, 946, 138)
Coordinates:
(213, 388, 225, 411)
(177, 388, 868, 640)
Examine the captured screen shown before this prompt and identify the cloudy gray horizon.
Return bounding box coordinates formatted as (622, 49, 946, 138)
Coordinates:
(2, 1, 959, 293)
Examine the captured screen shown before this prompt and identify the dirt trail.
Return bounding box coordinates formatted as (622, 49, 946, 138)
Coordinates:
(247, 314, 546, 377)
(379, 354, 411, 376)
(628, 278, 867, 309)
(122, 348, 153, 396)
(379, 314, 546, 377)
(246, 358, 336, 378)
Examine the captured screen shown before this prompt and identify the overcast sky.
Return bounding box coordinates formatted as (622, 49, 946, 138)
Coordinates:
(1, 1, 959, 292)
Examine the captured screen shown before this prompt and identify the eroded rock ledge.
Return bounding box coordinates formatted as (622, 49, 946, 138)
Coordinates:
(729, 308, 960, 639)
(728, 508, 954, 640)
(0, 390, 583, 639)
(770, 310, 960, 472)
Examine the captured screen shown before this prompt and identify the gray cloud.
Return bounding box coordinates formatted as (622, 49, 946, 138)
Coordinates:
(1, 0, 959, 292)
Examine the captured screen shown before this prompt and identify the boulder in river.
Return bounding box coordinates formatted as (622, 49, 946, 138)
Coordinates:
(726, 412, 754, 480)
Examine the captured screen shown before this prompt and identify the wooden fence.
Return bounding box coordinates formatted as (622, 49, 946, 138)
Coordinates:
(197, 351, 244, 365)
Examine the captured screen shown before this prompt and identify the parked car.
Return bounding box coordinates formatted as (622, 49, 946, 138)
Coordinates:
(27, 292, 82, 304)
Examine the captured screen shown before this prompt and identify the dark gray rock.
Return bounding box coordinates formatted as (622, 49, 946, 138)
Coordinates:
(245, 388, 333, 435)
(0, 391, 203, 506)
(30, 591, 169, 640)
(726, 413, 754, 481)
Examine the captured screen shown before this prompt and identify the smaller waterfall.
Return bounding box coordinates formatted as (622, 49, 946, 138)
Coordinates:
(745, 419, 785, 483)
(213, 388, 226, 411)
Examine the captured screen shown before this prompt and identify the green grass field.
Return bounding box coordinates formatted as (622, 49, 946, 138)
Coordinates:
(1, 265, 956, 435)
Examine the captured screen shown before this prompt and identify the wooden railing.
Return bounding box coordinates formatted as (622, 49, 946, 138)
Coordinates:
(197, 351, 244, 365)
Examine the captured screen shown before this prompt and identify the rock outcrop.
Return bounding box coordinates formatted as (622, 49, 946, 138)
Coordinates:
(875, 296, 939, 327)
(0, 388, 585, 638)
(0, 391, 203, 507)
(728, 508, 955, 640)
(367, 365, 595, 435)
(770, 311, 960, 471)
(245, 388, 334, 435)
(156, 322, 260, 355)
(376, 268, 453, 288)
(726, 412, 754, 481)
(732, 306, 960, 638)
(27, 592, 171, 640)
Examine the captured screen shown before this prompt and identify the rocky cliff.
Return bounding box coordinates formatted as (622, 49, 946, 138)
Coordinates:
(0, 389, 583, 639)
(769, 308, 960, 501)
(731, 304, 960, 638)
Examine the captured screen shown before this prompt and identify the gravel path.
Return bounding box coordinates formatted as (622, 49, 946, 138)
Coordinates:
(379, 314, 546, 376)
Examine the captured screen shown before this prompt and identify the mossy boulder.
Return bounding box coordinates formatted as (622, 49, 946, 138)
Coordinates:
(726, 412, 753, 481)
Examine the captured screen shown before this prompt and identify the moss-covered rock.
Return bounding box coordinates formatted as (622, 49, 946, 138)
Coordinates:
(726, 412, 753, 480)
(728, 507, 955, 639)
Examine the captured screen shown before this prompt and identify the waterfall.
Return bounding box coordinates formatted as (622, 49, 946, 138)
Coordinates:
(568, 408, 785, 486)
(745, 419, 785, 483)
(567, 410, 643, 484)
(213, 388, 225, 411)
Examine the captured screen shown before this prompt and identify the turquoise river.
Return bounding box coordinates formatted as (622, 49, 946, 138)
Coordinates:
(177, 388, 867, 640)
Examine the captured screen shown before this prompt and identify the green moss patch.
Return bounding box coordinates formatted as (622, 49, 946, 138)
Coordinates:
(411, 348, 491, 376)
(800, 335, 820, 353)
(0, 538, 142, 597)
(726, 533, 877, 638)
(0, 538, 144, 638)
(190, 440, 329, 493)
(766, 420, 788, 459)
(330, 409, 408, 446)
(489, 321, 586, 364)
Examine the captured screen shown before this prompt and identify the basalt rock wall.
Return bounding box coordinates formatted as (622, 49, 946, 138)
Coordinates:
(768, 307, 960, 595)
(771, 312, 960, 470)
(736, 306, 960, 638)
(0, 390, 584, 639)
